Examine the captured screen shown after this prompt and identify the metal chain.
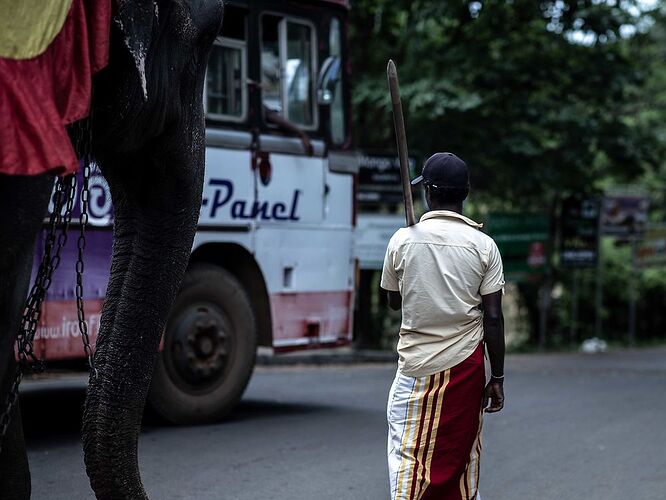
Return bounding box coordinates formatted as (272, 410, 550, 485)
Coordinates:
(0, 118, 96, 448)
(76, 123, 97, 377)
(0, 176, 72, 444)
(17, 176, 77, 370)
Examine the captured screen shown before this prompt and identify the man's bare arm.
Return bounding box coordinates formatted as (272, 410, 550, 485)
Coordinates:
(482, 290, 505, 413)
(265, 108, 314, 156)
(384, 289, 401, 311)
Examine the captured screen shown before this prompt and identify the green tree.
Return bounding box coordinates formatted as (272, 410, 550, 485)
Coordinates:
(350, 0, 657, 210)
(351, 1, 666, 347)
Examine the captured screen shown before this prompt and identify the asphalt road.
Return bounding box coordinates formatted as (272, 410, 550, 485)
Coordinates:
(21, 347, 666, 500)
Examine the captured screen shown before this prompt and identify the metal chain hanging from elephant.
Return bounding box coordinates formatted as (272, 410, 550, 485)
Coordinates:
(72, 118, 97, 376)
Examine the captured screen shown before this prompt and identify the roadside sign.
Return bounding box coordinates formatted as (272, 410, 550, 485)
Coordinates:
(636, 225, 666, 268)
(354, 214, 404, 269)
(486, 213, 549, 282)
(559, 196, 600, 268)
(601, 195, 649, 237)
(357, 153, 416, 204)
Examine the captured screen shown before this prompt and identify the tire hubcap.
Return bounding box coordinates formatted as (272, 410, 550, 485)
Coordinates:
(170, 305, 230, 386)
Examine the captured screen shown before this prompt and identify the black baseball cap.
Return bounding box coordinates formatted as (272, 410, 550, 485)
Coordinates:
(411, 152, 469, 189)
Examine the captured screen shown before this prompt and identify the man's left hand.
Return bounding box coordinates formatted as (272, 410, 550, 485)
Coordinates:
(483, 380, 504, 413)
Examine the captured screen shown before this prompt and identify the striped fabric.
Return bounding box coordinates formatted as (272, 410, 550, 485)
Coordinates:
(387, 342, 485, 500)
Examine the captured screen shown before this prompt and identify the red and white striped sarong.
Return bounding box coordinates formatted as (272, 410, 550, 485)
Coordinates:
(387, 342, 485, 500)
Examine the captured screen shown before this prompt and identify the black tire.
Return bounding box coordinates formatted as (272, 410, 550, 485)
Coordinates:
(149, 263, 257, 424)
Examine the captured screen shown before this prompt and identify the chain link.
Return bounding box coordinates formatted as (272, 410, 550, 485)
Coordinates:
(76, 143, 97, 377)
(0, 176, 71, 442)
(0, 118, 96, 449)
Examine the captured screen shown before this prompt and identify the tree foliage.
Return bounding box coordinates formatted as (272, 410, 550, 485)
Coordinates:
(350, 1, 666, 346)
(349, 0, 657, 210)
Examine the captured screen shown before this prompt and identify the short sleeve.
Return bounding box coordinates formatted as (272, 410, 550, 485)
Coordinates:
(480, 240, 505, 296)
(380, 235, 399, 291)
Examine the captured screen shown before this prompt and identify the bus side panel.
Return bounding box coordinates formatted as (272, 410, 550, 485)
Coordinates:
(34, 229, 112, 360)
(199, 148, 255, 227)
(36, 299, 105, 360)
(256, 153, 325, 225)
(324, 170, 354, 226)
(270, 290, 352, 349)
(254, 226, 354, 348)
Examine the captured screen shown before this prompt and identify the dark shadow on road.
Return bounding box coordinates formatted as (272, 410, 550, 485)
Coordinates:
(228, 399, 331, 422)
(21, 385, 332, 445)
(21, 387, 86, 439)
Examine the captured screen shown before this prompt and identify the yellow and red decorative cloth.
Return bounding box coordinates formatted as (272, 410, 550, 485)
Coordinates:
(0, 0, 111, 176)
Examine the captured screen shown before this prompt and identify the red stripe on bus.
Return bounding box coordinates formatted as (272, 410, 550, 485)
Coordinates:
(31, 290, 353, 360)
(33, 299, 104, 361)
(270, 291, 353, 343)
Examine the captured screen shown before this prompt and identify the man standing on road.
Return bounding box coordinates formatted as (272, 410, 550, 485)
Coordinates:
(381, 152, 505, 500)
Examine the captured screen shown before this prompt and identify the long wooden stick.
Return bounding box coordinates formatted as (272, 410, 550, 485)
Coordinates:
(387, 59, 416, 227)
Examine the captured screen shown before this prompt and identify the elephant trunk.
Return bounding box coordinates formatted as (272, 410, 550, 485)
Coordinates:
(82, 160, 204, 499)
(81, 1, 222, 496)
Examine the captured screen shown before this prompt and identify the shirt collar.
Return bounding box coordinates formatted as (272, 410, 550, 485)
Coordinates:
(419, 210, 483, 228)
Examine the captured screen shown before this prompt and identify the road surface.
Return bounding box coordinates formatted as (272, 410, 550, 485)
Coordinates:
(22, 347, 666, 499)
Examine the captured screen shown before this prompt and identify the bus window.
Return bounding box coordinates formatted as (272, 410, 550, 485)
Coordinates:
(328, 17, 344, 144)
(285, 22, 314, 127)
(205, 7, 247, 122)
(261, 15, 317, 129)
(261, 15, 282, 115)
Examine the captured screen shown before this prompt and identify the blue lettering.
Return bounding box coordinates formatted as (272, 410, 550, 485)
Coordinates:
(209, 179, 233, 218)
(252, 201, 271, 220)
(231, 200, 252, 219)
(271, 202, 289, 220)
(289, 190, 301, 221)
(208, 178, 301, 222)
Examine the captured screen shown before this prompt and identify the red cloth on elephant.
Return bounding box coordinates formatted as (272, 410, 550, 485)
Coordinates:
(0, 0, 111, 176)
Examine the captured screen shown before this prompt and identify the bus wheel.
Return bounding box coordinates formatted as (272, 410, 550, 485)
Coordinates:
(149, 263, 257, 424)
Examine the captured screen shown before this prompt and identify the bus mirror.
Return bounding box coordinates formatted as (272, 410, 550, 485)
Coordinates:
(317, 56, 341, 105)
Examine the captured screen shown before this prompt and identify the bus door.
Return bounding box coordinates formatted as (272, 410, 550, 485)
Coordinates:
(253, 12, 332, 346)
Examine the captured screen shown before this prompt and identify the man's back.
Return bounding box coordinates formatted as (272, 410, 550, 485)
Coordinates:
(381, 210, 504, 377)
(383, 152, 505, 500)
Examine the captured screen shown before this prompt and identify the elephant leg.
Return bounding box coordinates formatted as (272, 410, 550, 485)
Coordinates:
(93, 185, 138, 357)
(81, 0, 221, 495)
(83, 146, 204, 499)
(0, 173, 54, 499)
(0, 392, 30, 500)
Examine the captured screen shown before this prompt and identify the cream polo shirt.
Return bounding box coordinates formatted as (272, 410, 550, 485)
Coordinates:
(380, 210, 505, 377)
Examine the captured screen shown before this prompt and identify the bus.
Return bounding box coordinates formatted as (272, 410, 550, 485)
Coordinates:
(32, 0, 358, 423)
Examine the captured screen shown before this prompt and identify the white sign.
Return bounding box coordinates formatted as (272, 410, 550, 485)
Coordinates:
(354, 214, 404, 270)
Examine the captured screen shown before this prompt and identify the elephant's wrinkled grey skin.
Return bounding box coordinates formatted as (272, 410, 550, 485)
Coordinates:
(84, 1, 224, 498)
(0, 1, 223, 498)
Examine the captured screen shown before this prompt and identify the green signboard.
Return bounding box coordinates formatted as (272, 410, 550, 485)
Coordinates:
(486, 213, 549, 282)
